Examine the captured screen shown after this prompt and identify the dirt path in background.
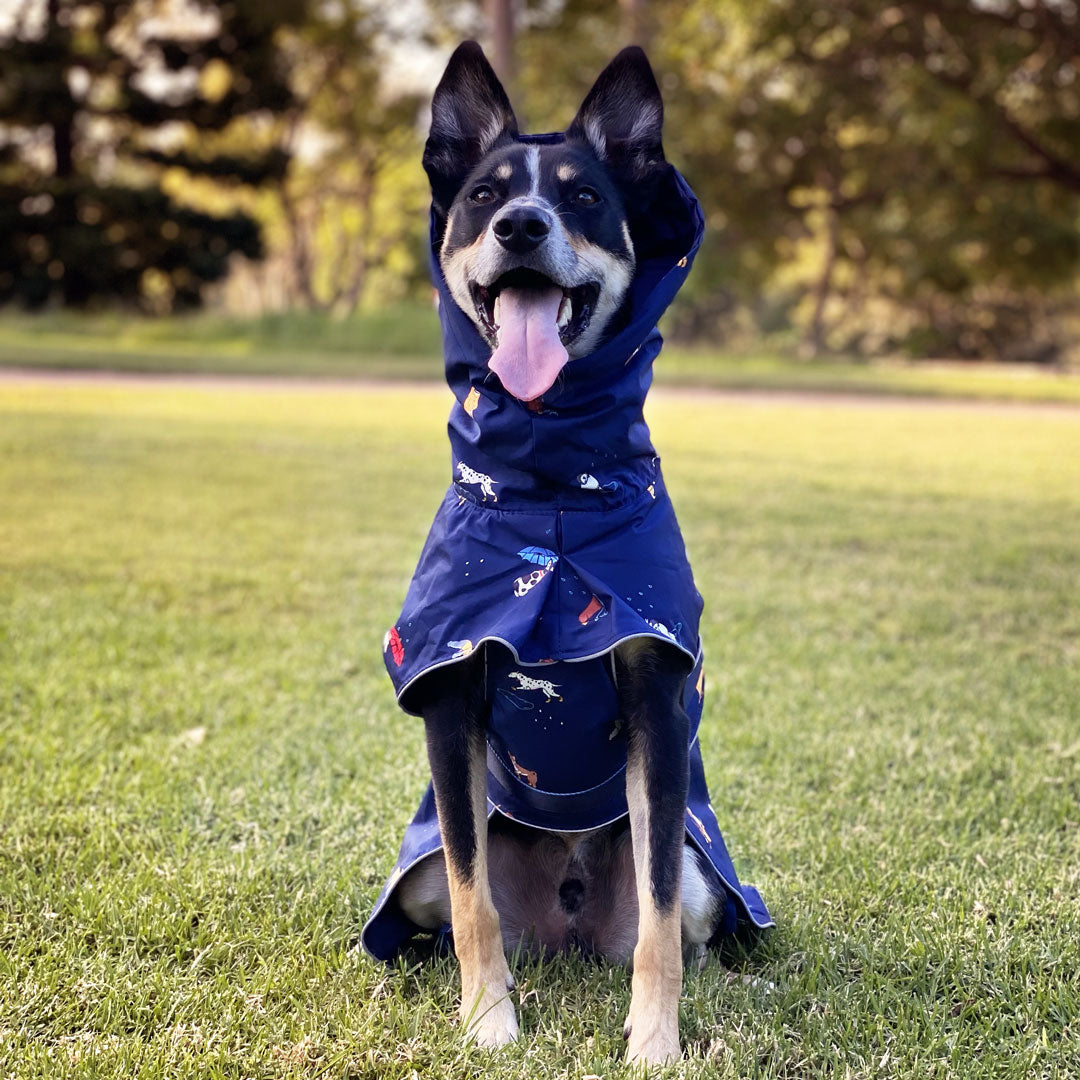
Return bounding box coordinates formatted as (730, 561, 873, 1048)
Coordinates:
(1, 364, 1077, 416)
(0, 366, 450, 394)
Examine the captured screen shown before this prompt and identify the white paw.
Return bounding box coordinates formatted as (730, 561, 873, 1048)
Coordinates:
(624, 1010, 681, 1066)
(462, 983, 519, 1048)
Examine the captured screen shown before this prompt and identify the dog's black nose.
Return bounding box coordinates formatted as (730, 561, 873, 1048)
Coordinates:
(492, 206, 551, 254)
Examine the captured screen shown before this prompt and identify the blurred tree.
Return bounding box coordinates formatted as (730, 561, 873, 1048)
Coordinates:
(660, 0, 1080, 360)
(265, 3, 429, 312)
(209, 1, 434, 314)
(14, 0, 1071, 358)
(0, 0, 305, 310)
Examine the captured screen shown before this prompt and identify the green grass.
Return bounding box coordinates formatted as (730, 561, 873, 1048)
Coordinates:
(4, 308, 1080, 403)
(1, 383, 1078, 1078)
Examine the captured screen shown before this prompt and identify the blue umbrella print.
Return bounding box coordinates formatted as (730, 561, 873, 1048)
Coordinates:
(518, 546, 558, 570)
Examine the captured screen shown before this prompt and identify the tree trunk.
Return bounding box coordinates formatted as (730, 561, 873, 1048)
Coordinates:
(619, 0, 651, 47)
(53, 119, 74, 179)
(339, 156, 380, 314)
(280, 188, 319, 309)
(485, 0, 515, 88)
(47, 0, 75, 178)
(806, 189, 839, 358)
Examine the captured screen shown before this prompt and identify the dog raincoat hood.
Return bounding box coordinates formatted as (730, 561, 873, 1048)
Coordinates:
(362, 149, 772, 962)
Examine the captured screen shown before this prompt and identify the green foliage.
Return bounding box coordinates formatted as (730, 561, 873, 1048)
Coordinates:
(653, 0, 1080, 360)
(1, 384, 1078, 1076)
(5, 0, 1079, 359)
(252, 4, 431, 312)
(0, 0, 306, 310)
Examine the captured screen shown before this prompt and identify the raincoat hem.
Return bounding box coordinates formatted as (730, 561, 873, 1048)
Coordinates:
(395, 633, 698, 717)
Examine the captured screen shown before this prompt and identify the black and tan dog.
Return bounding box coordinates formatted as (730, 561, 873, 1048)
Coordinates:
(374, 42, 770, 1066)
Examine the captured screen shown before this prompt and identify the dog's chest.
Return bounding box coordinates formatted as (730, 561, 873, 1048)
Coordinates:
(485, 647, 624, 798)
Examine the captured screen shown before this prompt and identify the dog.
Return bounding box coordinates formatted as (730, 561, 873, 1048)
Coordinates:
(362, 42, 772, 1066)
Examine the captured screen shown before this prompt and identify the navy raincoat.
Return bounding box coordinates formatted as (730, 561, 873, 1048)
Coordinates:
(361, 144, 772, 962)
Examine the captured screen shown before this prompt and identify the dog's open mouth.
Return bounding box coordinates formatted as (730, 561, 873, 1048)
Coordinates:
(471, 270, 600, 349)
(469, 269, 600, 402)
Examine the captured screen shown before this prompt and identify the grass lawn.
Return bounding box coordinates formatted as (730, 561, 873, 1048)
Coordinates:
(1, 381, 1078, 1078)
(4, 307, 1080, 404)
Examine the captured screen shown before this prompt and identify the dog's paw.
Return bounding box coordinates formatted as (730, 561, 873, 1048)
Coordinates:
(624, 1008, 681, 1066)
(462, 982, 519, 1049)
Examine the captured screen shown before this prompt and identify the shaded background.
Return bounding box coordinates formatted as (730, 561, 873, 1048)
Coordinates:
(2, 0, 1079, 365)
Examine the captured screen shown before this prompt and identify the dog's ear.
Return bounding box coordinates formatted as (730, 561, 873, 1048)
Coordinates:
(567, 47, 666, 185)
(424, 41, 518, 217)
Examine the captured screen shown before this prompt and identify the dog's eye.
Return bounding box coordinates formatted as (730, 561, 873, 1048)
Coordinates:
(469, 185, 496, 205)
(575, 187, 600, 206)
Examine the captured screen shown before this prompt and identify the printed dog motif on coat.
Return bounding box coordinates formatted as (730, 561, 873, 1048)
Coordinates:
(577, 473, 618, 492)
(645, 618, 682, 643)
(508, 671, 563, 701)
(507, 752, 538, 788)
(447, 639, 474, 658)
(456, 461, 498, 501)
(513, 546, 558, 597)
(495, 687, 536, 712)
(514, 569, 548, 597)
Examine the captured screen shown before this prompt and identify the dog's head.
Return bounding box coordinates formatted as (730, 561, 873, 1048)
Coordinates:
(424, 42, 669, 401)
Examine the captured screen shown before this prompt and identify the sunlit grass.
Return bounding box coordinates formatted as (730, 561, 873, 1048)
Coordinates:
(1, 383, 1078, 1078)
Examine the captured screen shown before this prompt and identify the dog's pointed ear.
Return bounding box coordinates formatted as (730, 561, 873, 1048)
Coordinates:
(423, 41, 518, 216)
(567, 47, 666, 184)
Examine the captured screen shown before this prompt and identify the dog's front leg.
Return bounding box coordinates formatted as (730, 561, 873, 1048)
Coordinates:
(420, 655, 518, 1048)
(616, 640, 691, 1065)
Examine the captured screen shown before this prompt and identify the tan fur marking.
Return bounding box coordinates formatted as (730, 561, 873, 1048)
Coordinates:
(495, 162, 512, 181)
(433, 736, 518, 1047)
(454, 232, 487, 260)
(627, 908, 683, 1063)
(439, 230, 490, 312)
(624, 753, 683, 1064)
(556, 162, 579, 183)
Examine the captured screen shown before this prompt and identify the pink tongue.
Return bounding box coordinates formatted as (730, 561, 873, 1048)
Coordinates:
(488, 286, 569, 402)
